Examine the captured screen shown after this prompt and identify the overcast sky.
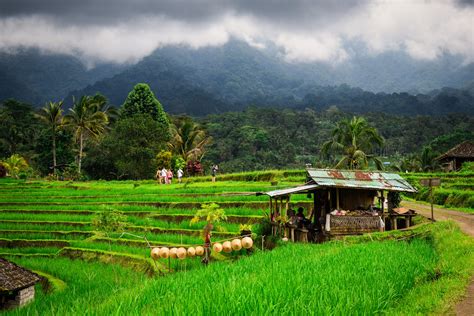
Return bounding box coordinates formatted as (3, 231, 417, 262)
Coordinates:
(0, 0, 472, 65)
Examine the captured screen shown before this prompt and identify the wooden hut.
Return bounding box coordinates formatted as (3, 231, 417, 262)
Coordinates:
(0, 258, 40, 309)
(259, 169, 417, 241)
(436, 141, 474, 171)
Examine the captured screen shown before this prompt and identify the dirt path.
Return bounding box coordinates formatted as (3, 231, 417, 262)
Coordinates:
(401, 201, 474, 316)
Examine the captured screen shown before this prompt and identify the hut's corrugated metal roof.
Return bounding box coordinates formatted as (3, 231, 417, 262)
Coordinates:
(307, 169, 417, 192)
(0, 258, 40, 292)
(263, 184, 319, 197)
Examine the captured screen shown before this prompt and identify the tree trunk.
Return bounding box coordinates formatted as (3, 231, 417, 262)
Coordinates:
(52, 129, 57, 175)
(78, 132, 83, 174)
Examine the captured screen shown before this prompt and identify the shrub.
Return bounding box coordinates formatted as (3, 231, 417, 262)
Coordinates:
(0, 163, 6, 178)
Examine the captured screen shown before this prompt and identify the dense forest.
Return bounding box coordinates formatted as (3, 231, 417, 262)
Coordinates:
(1, 83, 473, 180)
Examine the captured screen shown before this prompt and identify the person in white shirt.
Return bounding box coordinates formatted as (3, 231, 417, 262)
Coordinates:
(160, 168, 167, 184)
(177, 168, 183, 183)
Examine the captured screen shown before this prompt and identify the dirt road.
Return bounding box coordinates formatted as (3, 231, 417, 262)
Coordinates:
(401, 201, 474, 316)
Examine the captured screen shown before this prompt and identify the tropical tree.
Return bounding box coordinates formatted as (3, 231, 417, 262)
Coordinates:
(121, 83, 170, 138)
(36, 101, 64, 174)
(63, 96, 109, 174)
(419, 146, 439, 172)
(168, 116, 211, 162)
(0, 99, 38, 157)
(322, 116, 384, 170)
(191, 203, 227, 233)
(2, 154, 29, 178)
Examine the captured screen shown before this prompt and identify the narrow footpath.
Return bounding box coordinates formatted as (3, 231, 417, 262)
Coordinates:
(401, 201, 474, 316)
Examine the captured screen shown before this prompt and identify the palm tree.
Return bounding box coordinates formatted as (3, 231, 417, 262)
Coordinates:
(3, 154, 28, 178)
(168, 116, 211, 162)
(63, 96, 109, 174)
(322, 116, 384, 170)
(419, 146, 439, 172)
(36, 101, 63, 174)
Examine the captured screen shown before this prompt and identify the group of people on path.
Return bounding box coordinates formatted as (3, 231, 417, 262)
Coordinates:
(156, 167, 183, 184)
(156, 164, 219, 184)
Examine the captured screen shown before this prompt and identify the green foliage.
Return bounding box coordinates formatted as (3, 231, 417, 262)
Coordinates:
(92, 206, 127, 234)
(461, 162, 474, 172)
(0, 99, 39, 158)
(84, 114, 167, 180)
(168, 116, 211, 162)
(322, 116, 384, 170)
(387, 191, 402, 210)
(33, 128, 74, 176)
(2, 154, 29, 178)
(63, 95, 110, 174)
(171, 155, 186, 171)
(191, 203, 227, 230)
(121, 83, 170, 137)
(36, 101, 64, 173)
(155, 150, 172, 169)
(0, 162, 7, 177)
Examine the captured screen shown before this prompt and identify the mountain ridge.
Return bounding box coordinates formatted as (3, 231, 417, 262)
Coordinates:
(1, 40, 473, 115)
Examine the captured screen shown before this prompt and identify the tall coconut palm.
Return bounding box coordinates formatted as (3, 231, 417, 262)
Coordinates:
(168, 116, 211, 162)
(322, 116, 384, 170)
(36, 101, 63, 174)
(63, 96, 109, 174)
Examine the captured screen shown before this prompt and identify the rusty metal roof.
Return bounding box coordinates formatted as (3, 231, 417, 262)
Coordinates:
(261, 184, 319, 198)
(306, 169, 417, 192)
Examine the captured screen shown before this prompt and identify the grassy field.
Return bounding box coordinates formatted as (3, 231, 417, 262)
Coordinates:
(0, 172, 473, 314)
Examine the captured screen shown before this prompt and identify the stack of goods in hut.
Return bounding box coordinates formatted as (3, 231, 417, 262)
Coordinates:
(150, 237, 253, 260)
(330, 210, 379, 217)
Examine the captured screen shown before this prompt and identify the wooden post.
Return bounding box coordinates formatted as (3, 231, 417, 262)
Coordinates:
(285, 196, 289, 214)
(328, 190, 331, 210)
(381, 191, 385, 232)
(269, 198, 273, 220)
(336, 188, 340, 210)
(430, 186, 434, 221)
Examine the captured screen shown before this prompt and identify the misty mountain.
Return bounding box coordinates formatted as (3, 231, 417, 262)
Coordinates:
(1, 40, 473, 115)
(0, 48, 125, 105)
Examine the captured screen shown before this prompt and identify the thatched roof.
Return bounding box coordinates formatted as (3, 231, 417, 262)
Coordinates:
(437, 141, 474, 160)
(0, 258, 40, 292)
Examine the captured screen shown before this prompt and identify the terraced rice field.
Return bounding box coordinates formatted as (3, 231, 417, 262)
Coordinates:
(404, 170, 474, 212)
(0, 178, 310, 274)
(1, 175, 473, 314)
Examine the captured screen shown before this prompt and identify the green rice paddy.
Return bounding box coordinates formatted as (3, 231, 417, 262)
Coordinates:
(1, 172, 473, 314)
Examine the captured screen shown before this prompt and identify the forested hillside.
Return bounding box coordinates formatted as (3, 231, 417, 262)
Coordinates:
(1, 41, 473, 116)
(201, 107, 474, 172)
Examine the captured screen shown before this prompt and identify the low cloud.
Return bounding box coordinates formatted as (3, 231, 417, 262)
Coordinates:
(0, 0, 472, 65)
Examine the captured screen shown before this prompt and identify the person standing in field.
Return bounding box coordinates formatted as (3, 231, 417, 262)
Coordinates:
(177, 168, 183, 183)
(211, 164, 218, 182)
(167, 169, 173, 184)
(155, 169, 161, 183)
(160, 168, 167, 184)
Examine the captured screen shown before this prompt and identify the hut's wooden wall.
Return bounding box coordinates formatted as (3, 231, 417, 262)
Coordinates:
(339, 189, 376, 210)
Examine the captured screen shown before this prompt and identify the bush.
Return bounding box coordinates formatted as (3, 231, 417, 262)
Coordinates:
(0, 163, 6, 178)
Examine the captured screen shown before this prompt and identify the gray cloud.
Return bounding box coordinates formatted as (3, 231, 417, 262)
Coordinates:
(0, 0, 472, 65)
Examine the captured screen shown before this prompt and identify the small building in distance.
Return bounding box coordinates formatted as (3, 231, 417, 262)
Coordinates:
(436, 141, 474, 171)
(0, 258, 40, 309)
